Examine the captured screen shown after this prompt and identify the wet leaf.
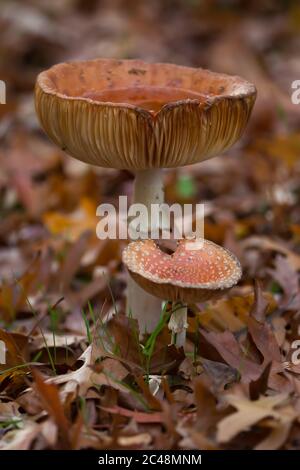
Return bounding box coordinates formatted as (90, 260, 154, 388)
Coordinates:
(217, 393, 293, 444)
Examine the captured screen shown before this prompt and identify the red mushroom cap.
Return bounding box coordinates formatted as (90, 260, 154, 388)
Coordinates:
(35, 58, 256, 170)
(122, 238, 242, 303)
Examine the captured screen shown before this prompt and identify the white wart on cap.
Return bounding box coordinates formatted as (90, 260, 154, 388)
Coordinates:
(122, 238, 242, 303)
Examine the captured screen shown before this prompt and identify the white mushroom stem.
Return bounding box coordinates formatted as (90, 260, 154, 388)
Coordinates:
(126, 169, 165, 334)
(168, 302, 188, 348)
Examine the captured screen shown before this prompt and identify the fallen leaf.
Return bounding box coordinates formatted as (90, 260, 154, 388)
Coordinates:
(0, 420, 40, 450)
(250, 279, 269, 322)
(200, 329, 261, 383)
(0, 329, 29, 385)
(43, 197, 98, 242)
(195, 291, 276, 333)
(100, 405, 164, 423)
(267, 255, 300, 309)
(255, 406, 296, 450)
(249, 363, 272, 400)
(244, 236, 300, 271)
(202, 359, 239, 391)
(33, 369, 73, 449)
(117, 433, 152, 447)
(47, 343, 129, 397)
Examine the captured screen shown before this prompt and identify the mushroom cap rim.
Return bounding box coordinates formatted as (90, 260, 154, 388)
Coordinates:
(36, 58, 257, 118)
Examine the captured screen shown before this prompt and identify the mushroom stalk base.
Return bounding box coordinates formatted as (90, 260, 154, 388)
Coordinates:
(126, 169, 165, 335)
(169, 302, 188, 348)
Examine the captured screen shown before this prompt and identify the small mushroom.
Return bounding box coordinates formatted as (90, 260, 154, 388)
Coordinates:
(35, 58, 255, 333)
(122, 238, 242, 347)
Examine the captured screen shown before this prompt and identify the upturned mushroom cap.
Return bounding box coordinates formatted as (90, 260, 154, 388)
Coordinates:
(35, 58, 256, 170)
(122, 238, 242, 303)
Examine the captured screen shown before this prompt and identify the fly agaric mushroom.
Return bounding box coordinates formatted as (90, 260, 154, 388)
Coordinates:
(122, 238, 242, 347)
(35, 58, 256, 334)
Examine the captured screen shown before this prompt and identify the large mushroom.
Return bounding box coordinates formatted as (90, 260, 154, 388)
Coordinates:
(123, 238, 242, 346)
(35, 58, 256, 333)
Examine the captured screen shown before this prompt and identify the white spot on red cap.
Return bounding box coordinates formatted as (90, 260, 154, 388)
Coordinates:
(122, 237, 242, 291)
